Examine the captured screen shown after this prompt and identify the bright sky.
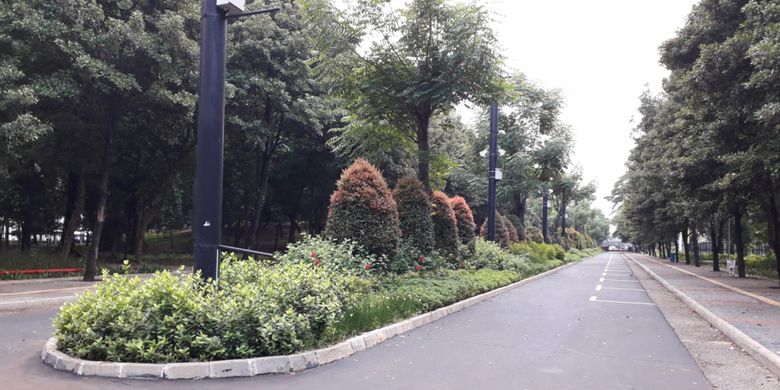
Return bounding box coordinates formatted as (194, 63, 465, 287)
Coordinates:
(483, 0, 699, 216)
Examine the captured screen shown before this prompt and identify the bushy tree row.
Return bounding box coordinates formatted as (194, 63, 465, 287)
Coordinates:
(613, 0, 780, 283)
(324, 159, 476, 270)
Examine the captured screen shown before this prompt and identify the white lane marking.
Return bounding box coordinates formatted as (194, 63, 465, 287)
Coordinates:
(603, 279, 641, 283)
(590, 298, 655, 306)
(602, 272, 607, 276)
(602, 287, 645, 292)
(595, 285, 602, 291)
(599, 277, 605, 282)
(589, 296, 597, 301)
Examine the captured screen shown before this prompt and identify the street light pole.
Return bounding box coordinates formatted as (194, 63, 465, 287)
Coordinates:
(193, 0, 228, 280)
(193, 1, 279, 281)
(542, 190, 549, 243)
(486, 102, 498, 242)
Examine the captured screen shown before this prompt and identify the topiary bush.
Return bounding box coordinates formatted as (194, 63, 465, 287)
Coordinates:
(324, 158, 401, 258)
(502, 215, 520, 243)
(525, 226, 544, 243)
(449, 196, 476, 256)
(480, 212, 511, 248)
(393, 177, 435, 255)
(431, 190, 460, 262)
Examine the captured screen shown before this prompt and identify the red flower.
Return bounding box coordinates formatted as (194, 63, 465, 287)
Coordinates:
(364, 263, 372, 270)
(418, 255, 425, 263)
(314, 259, 321, 266)
(311, 251, 317, 258)
(415, 265, 423, 271)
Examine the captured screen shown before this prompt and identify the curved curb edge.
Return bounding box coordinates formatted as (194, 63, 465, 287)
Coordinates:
(42, 258, 585, 380)
(625, 254, 780, 378)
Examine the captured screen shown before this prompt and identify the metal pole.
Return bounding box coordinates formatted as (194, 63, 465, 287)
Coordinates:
(487, 102, 498, 242)
(193, 0, 227, 280)
(542, 191, 549, 243)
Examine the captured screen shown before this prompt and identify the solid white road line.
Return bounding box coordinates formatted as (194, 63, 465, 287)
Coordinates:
(590, 298, 655, 306)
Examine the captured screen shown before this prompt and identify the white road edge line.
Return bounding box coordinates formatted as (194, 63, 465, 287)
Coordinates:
(591, 298, 655, 306)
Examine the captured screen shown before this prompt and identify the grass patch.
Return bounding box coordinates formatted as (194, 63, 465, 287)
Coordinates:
(324, 269, 520, 342)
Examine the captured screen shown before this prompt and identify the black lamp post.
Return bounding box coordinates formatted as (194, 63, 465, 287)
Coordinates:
(193, 1, 278, 281)
(486, 102, 499, 241)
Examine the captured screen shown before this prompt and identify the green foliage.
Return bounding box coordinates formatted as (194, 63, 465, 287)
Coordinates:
(431, 191, 460, 262)
(510, 242, 566, 263)
(392, 241, 447, 275)
(54, 257, 355, 363)
(325, 158, 401, 259)
(328, 269, 520, 340)
(449, 196, 477, 256)
(274, 234, 381, 276)
(467, 238, 530, 275)
(393, 177, 435, 255)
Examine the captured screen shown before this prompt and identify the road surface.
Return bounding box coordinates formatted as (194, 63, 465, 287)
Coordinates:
(0, 253, 710, 389)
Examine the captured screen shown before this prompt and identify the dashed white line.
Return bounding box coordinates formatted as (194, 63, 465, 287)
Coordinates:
(602, 287, 645, 292)
(595, 285, 602, 291)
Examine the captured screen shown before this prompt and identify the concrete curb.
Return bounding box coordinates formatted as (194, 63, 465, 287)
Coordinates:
(0, 295, 79, 312)
(625, 253, 780, 378)
(42, 258, 586, 380)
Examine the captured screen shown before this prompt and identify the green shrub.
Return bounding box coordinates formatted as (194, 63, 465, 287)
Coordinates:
(510, 241, 566, 264)
(328, 269, 521, 340)
(274, 234, 382, 276)
(431, 191, 460, 262)
(449, 196, 477, 256)
(324, 158, 401, 258)
(392, 240, 448, 274)
(393, 177, 435, 255)
(54, 258, 355, 363)
(467, 238, 530, 275)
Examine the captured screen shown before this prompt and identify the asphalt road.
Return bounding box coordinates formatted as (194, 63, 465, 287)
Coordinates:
(0, 253, 711, 389)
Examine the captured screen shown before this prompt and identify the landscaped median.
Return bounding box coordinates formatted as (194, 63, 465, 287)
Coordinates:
(42, 239, 601, 380)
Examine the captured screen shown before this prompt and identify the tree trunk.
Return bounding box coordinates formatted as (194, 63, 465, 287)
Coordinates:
(246, 127, 278, 249)
(84, 115, 116, 282)
(542, 193, 549, 243)
(682, 223, 690, 265)
(734, 208, 746, 278)
(514, 196, 527, 240)
(710, 221, 719, 272)
(20, 217, 31, 252)
(691, 221, 701, 267)
(768, 191, 780, 286)
(61, 170, 86, 259)
(133, 207, 156, 262)
(560, 200, 567, 236)
(674, 237, 679, 263)
(416, 117, 431, 193)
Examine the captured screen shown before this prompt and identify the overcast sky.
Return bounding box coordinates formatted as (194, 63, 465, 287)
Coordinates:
(481, 0, 699, 216)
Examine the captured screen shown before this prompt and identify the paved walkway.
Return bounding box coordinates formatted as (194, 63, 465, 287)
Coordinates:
(627, 253, 780, 357)
(0, 253, 711, 389)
